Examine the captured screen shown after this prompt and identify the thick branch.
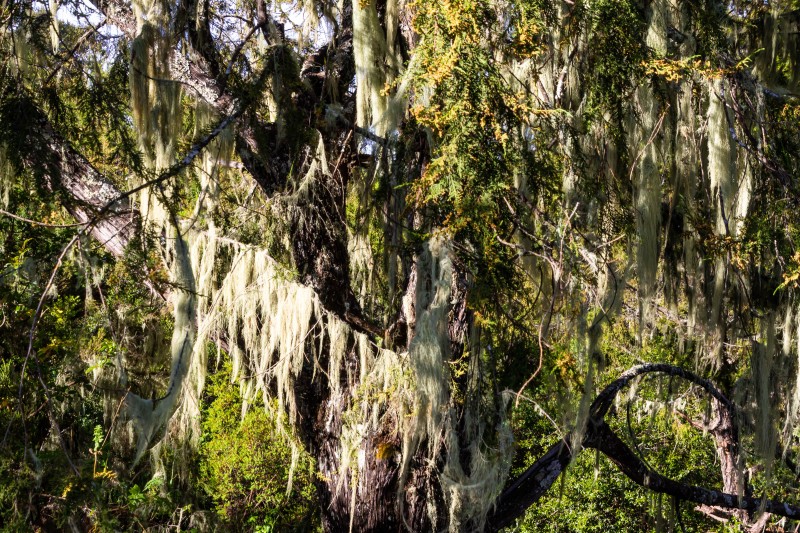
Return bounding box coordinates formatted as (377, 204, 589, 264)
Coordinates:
(589, 363, 734, 420)
(90, 0, 364, 279)
(14, 96, 136, 257)
(585, 420, 800, 519)
(488, 364, 798, 531)
(486, 437, 576, 531)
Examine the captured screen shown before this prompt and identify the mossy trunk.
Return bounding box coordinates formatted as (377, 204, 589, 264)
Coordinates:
(302, 379, 437, 531)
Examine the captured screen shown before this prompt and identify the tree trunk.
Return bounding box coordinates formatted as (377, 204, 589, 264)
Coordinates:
(13, 93, 136, 258)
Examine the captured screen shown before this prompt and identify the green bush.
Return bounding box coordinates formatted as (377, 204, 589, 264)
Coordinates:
(199, 363, 320, 532)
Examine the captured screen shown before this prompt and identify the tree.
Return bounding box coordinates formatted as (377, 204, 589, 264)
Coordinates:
(1, 0, 800, 531)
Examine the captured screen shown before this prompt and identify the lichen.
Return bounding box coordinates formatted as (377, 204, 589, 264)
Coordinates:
(352, 0, 403, 137)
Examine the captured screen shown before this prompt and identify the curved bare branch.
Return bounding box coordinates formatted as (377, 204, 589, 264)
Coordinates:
(488, 364, 796, 532)
(585, 420, 800, 519)
(589, 363, 734, 419)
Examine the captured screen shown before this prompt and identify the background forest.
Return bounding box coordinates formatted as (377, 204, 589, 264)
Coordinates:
(1, 0, 800, 531)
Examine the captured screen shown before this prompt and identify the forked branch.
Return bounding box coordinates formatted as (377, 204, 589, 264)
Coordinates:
(487, 364, 799, 531)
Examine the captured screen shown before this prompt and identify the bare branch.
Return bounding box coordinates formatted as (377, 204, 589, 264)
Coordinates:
(488, 364, 798, 531)
(585, 421, 800, 519)
(589, 363, 734, 420)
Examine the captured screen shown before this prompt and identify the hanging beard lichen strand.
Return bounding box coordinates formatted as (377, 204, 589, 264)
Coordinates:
(123, 0, 194, 464)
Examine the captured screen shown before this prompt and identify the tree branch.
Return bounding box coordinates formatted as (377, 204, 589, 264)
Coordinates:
(487, 436, 577, 530)
(585, 420, 800, 519)
(487, 364, 798, 531)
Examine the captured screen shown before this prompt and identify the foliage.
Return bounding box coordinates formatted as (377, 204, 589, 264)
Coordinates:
(585, 0, 647, 117)
(408, 0, 564, 324)
(199, 362, 320, 532)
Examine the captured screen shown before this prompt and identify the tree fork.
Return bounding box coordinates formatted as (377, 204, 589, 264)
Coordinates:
(488, 364, 800, 531)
